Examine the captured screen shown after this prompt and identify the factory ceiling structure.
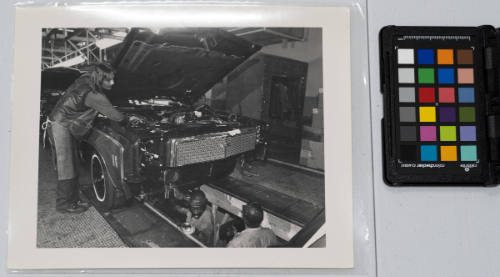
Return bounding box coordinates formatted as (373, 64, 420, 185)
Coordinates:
(41, 28, 127, 69)
(41, 28, 307, 70)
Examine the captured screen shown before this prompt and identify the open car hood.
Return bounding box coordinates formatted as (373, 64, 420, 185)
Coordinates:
(108, 28, 261, 104)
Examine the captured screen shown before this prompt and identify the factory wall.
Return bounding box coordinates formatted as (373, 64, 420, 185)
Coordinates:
(206, 28, 323, 120)
(260, 28, 323, 118)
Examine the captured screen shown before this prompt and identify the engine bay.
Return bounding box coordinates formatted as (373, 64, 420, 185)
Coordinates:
(116, 100, 242, 135)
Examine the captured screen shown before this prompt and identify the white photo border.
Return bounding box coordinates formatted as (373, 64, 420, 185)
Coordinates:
(8, 5, 352, 269)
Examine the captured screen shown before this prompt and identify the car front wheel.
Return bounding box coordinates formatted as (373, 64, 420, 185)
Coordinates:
(90, 152, 121, 210)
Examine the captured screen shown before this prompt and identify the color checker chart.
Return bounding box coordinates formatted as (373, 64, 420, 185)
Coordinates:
(379, 26, 500, 185)
(397, 47, 477, 163)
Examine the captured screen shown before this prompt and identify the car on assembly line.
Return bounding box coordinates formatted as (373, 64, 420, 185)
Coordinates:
(43, 28, 267, 210)
(40, 28, 328, 248)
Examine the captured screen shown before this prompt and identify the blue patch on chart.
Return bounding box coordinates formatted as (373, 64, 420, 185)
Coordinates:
(417, 49, 434, 64)
(458, 87, 474, 103)
(420, 145, 437, 161)
(438, 68, 454, 84)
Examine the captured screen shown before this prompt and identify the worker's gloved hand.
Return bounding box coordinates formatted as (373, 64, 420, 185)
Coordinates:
(109, 118, 139, 141)
(128, 115, 144, 126)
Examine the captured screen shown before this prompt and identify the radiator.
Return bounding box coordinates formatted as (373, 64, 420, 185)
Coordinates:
(170, 128, 256, 167)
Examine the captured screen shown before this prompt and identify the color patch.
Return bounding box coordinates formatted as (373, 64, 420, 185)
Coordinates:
(418, 68, 434, 83)
(457, 68, 474, 84)
(399, 87, 415, 102)
(399, 68, 415, 83)
(438, 87, 455, 103)
(417, 49, 434, 64)
(418, 87, 435, 103)
(459, 107, 475, 122)
(437, 49, 454, 64)
(460, 145, 477, 161)
(400, 145, 417, 161)
(420, 145, 437, 161)
(440, 146, 457, 161)
(400, 107, 416, 122)
(420, 126, 436, 141)
(400, 126, 417, 141)
(460, 126, 476, 141)
(440, 126, 456, 141)
(398, 48, 414, 64)
(457, 49, 473, 65)
(419, 106, 436, 122)
(439, 107, 456, 122)
(438, 68, 454, 83)
(458, 87, 474, 103)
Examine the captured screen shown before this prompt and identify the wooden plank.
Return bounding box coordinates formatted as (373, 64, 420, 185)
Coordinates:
(208, 177, 321, 226)
(201, 184, 301, 241)
(202, 177, 322, 241)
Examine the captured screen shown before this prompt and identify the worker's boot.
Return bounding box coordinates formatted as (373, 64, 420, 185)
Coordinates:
(76, 186, 90, 209)
(76, 199, 90, 209)
(56, 178, 88, 214)
(57, 202, 88, 214)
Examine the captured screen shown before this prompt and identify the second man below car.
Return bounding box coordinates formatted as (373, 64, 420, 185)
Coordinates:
(217, 218, 245, 247)
(227, 202, 279, 248)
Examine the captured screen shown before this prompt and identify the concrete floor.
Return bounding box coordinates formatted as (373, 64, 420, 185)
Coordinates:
(37, 145, 324, 248)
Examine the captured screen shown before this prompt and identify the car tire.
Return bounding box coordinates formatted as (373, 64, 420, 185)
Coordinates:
(90, 152, 123, 211)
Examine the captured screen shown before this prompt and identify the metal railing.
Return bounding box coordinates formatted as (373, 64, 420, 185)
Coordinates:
(42, 29, 105, 69)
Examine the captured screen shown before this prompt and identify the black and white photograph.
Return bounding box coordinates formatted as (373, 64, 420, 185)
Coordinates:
(8, 5, 352, 269)
(37, 27, 326, 248)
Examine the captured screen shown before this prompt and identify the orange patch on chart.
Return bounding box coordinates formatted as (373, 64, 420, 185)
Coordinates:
(437, 49, 454, 64)
(440, 146, 457, 161)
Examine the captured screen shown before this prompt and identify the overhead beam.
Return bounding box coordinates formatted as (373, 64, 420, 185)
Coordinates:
(232, 28, 266, 37)
(64, 28, 85, 40)
(263, 28, 306, 42)
(42, 48, 67, 54)
(66, 36, 98, 42)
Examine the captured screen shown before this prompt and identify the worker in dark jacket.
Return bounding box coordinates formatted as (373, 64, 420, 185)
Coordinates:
(217, 218, 245, 247)
(48, 63, 126, 214)
(227, 202, 279, 248)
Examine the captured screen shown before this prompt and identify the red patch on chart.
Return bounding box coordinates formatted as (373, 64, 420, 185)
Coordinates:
(419, 87, 435, 103)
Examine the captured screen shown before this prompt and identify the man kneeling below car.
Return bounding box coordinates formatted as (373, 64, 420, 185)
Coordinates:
(174, 189, 215, 246)
(227, 202, 279, 248)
